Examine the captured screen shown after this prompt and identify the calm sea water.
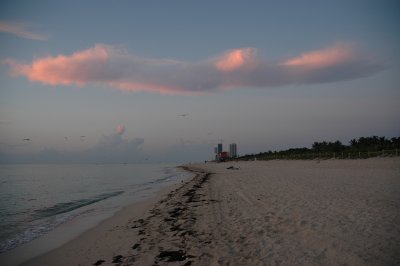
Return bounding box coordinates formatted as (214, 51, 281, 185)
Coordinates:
(0, 164, 189, 253)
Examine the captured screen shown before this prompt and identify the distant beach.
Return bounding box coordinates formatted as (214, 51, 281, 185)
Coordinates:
(4, 158, 399, 266)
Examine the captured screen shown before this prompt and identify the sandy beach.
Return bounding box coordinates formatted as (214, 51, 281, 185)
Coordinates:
(8, 158, 400, 265)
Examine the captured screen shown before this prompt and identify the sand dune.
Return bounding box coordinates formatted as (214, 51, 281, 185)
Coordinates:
(21, 158, 400, 265)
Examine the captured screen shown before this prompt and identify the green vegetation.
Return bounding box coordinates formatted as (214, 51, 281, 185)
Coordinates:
(239, 136, 400, 160)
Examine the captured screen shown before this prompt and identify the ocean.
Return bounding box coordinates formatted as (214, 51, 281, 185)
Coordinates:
(0, 163, 189, 254)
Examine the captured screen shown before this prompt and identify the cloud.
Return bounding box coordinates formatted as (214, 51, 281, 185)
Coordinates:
(87, 132, 144, 163)
(0, 21, 47, 41)
(115, 124, 126, 135)
(281, 43, 354, 69)
(0, 131, 145, 164)
(5, 43, 383, 94)
(214, 48, 258, 72)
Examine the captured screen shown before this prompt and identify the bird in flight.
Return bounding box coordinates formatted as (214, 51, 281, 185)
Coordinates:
(23, 138, 31, 141)
(178, 114, 189, 117)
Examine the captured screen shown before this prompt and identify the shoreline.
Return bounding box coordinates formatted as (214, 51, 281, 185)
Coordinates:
(2, 158, 399, 265)
(0, 167, 194, 266)
(21, 165, 210, 266)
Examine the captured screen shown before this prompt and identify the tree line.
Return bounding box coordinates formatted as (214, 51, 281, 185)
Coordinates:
(239, 136, 400, 160)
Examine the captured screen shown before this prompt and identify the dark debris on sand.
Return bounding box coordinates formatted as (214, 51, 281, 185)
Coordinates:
(109, 167, 216, 265)
(112, 254, 124, 263)
(93, 259, 105, 266)
(157, 250, 188, 261)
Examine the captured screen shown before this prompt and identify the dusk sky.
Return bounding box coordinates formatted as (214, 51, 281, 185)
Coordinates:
(1, 0, 399, 163)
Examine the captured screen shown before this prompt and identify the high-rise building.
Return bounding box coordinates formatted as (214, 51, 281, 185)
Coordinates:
(214, 146, 218, 160)
(217, 143, 223, 154)
(229, 143, 237, 158)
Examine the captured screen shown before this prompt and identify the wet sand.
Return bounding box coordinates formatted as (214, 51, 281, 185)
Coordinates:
(16, 158, 400, 265)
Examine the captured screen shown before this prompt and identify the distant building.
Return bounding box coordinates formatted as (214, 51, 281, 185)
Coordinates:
(213, 142, 238, 161)
(214, 146, 218, 160)
(219, 151, 229, 160)
(230, 143, 237, 158)
(217, 143, 223, 154)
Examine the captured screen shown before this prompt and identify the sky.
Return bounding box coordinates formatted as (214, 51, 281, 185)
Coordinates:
(0, 0, 399, 163)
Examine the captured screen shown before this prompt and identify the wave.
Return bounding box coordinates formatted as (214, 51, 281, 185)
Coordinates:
(153, 174, 176, 184)
(153, 166, 188, 184)
(1, 191, 124, 253)
(33, 191, 124, 218)
(0, 212, 79, 253)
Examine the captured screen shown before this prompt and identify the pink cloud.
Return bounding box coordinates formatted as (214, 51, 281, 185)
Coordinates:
(215, 48, 257, 72)
(6, 44, 110, 85)
(281, 43, 355, 69)
(115, 124, 126, 135)
(0, 21, 47, 41)
(4, 43, 383, 94)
